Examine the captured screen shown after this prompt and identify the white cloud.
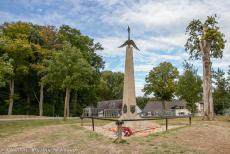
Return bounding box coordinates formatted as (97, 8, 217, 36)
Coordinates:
(1, 0, 230, 96)
(97, 0, 230, 95)
(97, 0, 123, 6)
(95, 37, 126, 56)
(101, 0, 230, 32)
(135, 64, 153, 73)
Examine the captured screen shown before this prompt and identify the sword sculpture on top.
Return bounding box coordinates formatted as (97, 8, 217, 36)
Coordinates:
(119, 26, 140, 119)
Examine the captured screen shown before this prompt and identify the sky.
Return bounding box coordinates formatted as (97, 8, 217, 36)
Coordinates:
(0, 0, 230, 96)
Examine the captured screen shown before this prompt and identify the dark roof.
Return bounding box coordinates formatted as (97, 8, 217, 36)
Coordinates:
(97, 99, 122, 109)
(143, 100, 187, 112)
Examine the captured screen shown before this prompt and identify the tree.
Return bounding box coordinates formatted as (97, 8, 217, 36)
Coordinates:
(41, 42, 95, 120)
(57, 25, 104, 114)
(97, 71, 124, 101)
(143, 62, 179, 111)
(212, 68, 230, 114)
(31, 25, 59, 116)
(185, 15, 226, 120)
(0, 53, 14, 113)
(0, 30, 33, 115)
(176, 61, 202, 114)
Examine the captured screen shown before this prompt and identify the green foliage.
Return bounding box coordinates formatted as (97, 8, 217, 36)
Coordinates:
(0, 24, 34, 75)
(58, 25, 104, 70)
(143, 62, 179, 101)
(136, 96, 150, 109)
(2, 21, 32, 40)
(212, 68, 230, 114)
(97, 71, 124, 101)
(185, 15, 226, 59)
(0, 54, 14, 86)
(41, 42, 95, 91)
(176, 61, 202, 113)
(34, 25, 60, 51)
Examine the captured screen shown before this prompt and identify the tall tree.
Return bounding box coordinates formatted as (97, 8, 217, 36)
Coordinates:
(0, 54, 13, 115)
(0, 31, 33, 115)
(143, 62, 179, 111)
(57, 25, 104, 113)
(31, 25, 59, 116)
(212, 68, 230, 114)
(185, 15, 226, 120)
(176, 61, 202, 114)
(41, 42, 95, 120)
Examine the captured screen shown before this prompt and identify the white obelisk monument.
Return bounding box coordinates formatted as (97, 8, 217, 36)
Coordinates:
(119, 26, 140, 119)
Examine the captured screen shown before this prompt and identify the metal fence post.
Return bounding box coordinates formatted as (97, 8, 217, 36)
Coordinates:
(166, 118, 168, 131)
(92, 117, 95, 131)
(189, 116, 191, 125)
(80, 116, 83, 126)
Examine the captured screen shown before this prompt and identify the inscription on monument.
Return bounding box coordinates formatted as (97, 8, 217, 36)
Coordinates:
(123, 104, 127, 113)
(130, 105, 135, 114)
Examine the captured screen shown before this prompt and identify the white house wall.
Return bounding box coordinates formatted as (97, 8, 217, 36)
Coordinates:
(174, 109, 191, 116)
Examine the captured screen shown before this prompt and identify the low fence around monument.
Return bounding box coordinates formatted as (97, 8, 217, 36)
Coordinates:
(80, 115, 192, 141)
(82, 108, 122, 118)
(82, 108, 189, 118)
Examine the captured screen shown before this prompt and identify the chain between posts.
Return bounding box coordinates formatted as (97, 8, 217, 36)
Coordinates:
(81, 115, 192, 141)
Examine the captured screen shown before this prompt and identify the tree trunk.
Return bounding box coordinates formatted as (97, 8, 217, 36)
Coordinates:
(73, 92, 77, 117)
(52, 103, 55, 117)
(200, 41, 214, 120)
(64, 88, 70, 121)
(67, 95, 70, 117)
(39, 82, 44, 116)
(26, 96, 30, 115)
(8, 79, 14, 115)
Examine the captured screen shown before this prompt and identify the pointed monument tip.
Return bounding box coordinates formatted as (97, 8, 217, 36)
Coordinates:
(118, 26, 140, 50)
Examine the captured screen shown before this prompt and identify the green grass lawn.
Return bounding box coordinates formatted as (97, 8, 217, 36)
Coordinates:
(0, 116, 229, 154)
(1, 116, 228, 138)
(0, 118, 113, 138)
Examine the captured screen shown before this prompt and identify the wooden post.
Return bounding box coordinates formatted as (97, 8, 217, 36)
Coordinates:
(115, 120, 124, 142)
(92, 117, 95, 131)
(189, 116, 192, 125)
(166, 118, 168, 131)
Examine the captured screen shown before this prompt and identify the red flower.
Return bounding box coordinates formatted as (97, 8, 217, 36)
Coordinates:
(121, 127, 133, 136)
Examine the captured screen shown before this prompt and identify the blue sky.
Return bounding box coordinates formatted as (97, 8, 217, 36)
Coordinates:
(0, 0, 230, 96)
